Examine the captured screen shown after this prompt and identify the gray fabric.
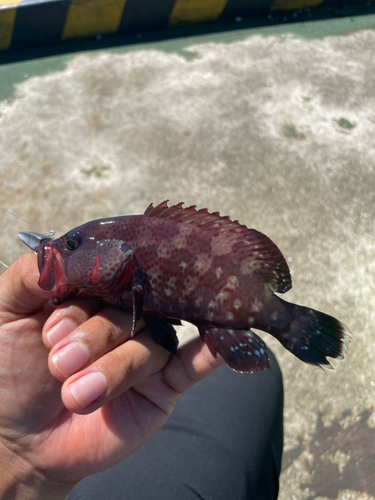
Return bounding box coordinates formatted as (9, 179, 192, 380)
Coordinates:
(68, 350, 283, 500)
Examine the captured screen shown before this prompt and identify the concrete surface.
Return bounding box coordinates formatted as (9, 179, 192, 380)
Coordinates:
(1, 14, 375, 499)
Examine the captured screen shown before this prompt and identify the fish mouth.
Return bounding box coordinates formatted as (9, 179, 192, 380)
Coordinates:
(17, 231, 70, 303)
(37, 240, 70, 303)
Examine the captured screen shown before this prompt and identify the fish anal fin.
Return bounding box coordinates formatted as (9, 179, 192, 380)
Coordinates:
(143, 316, 179, 355)
(200, 327, 270, 373)
(203, 333, 218, 358)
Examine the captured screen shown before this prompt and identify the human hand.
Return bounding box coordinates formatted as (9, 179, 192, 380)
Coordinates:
(0, 254, 223, 500)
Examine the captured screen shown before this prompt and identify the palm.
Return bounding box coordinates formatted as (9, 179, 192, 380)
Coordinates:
(0, 255, 223, 488)
(0, 306, 174, 483)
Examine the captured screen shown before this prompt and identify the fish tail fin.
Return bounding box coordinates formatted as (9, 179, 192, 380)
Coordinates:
(270, 300, 351, 369)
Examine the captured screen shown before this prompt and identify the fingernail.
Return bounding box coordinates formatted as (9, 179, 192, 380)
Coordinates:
(51, 342, 91, 378)
(69, 372, 108, 408)
(47, 319, 76, 346)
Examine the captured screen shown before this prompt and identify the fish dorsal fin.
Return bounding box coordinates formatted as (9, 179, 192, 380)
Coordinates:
(144, 201, 291, 293)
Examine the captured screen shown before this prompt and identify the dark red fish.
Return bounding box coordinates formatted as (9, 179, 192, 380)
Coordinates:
(20, 201, 351, 373)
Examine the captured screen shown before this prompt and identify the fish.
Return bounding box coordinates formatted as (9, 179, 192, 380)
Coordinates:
(18, 200, 351, 373)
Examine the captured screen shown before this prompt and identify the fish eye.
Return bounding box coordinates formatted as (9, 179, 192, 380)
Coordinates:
(65, 233, 82, 251)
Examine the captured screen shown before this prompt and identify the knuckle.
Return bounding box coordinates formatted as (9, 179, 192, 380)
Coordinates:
(95, 315, 124, 344)
(106, 347, 138, 387)
(97, 307, 132, 343)
(59, 299, 103, 321)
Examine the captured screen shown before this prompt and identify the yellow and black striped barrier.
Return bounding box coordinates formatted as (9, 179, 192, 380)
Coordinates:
(0, 0, 359, 52)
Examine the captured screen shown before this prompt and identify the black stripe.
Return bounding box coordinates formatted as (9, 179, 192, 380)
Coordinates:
(119, 0, 176, 33)
(220, 0, 275, 19)
(11, 0, 70, 51)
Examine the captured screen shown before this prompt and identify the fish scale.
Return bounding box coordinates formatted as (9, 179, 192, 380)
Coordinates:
(18, 200, 351, 373)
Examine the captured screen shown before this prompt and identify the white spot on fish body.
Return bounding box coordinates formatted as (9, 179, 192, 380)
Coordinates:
(227, 276, 238, 289)
(217, 290, 229, 301)
(167, 276, 177, 288)
(164, 288, 172, 297)
(251, 300, 262, 313)
(240, 256, 254, 275)
(271, 311, 279, 321)
(208, 300, 217, 309)
(171, 227, 193, 249)
(211, 232, 233, 255)
(233, 299, 243, 309)
(247, 317, 255, 325)
(195, 296, 203, 306)
(226, 312, 234, 320)
(179, 261, 188, 271)
(157, 246, 169, 258)
(194, 255, 212, 275)
(216, 267, 223, 278)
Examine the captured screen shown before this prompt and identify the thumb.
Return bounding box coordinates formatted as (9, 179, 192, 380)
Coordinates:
(0, 253, 52, 318)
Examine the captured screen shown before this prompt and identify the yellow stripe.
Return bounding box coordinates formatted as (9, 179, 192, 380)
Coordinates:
(169, 0, 228, 27)
(0, 1, 22, 50)
(62, 0, 127, 40)
(270, 0, 324, 11)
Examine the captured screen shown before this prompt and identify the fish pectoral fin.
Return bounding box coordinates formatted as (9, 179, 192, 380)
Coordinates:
(200, 327, 270, 373)
(131, 285, 144, 337)
(143, 316, 179, 355)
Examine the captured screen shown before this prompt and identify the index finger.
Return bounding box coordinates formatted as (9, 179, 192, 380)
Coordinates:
(0, 253, 52, 320)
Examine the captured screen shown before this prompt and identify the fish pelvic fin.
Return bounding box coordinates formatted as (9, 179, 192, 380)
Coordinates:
(143, 316, 179, 355)
(200, 327, 270, 373)
(270, 300, 352, 370)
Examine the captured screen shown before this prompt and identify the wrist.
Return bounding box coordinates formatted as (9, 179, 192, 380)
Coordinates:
(0, 444, 74, 500)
